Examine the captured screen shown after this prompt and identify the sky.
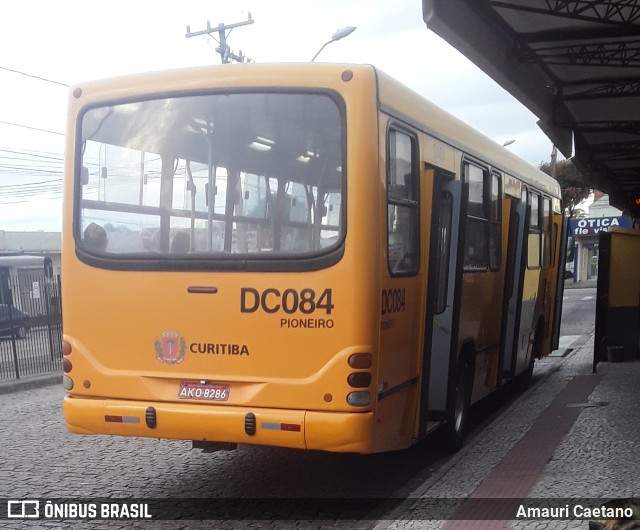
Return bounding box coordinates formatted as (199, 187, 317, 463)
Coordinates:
(0, 0, 558, 232)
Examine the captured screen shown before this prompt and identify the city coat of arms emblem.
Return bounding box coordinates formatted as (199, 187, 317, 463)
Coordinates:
(154, 331, 186, 364)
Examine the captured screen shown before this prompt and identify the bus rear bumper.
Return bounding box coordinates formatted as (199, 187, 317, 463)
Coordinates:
(63, 396, 374, 453)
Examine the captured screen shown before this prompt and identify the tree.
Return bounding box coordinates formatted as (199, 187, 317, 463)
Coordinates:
(539, 159, 592, 218)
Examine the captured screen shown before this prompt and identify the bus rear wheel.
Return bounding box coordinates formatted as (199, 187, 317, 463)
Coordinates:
(445, 357, 473, 452)
(516, 323, 543, 391)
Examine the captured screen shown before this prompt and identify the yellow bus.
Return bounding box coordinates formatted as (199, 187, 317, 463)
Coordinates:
(62, 63, 564, 454)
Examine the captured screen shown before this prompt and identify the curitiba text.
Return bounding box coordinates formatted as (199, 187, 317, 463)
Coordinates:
(190, 343, 249, 355)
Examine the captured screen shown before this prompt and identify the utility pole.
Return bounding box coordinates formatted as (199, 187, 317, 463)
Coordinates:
(186, 13, 254, 64)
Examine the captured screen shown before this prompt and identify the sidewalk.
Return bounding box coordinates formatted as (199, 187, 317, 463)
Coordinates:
(0, 373, 60, 396)
(377, 330, 640, 529)
(563, 278, 597, 289)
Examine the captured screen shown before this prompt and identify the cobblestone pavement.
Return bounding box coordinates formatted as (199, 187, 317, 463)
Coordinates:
(0, 382, 443, 529)
(3, 327, 634, 530)
(377, 330, 640, 530)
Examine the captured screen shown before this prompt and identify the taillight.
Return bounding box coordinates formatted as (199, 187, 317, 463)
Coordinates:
(347, 372, 371, 388)
(346, 353, 372, 407)
(347, 391, 370, 407)
(62, 358, 72, 373)
(348, 353, 372, 369)
(63, 375, 73, 391)
(62, 342, 73, 390)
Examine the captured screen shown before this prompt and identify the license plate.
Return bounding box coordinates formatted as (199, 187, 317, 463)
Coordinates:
(178, 381, 229, 401)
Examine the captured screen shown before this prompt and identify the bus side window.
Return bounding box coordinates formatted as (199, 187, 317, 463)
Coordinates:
(463, 162, 491, 271)
(542, 197, 552, 268)
(387, 128, 419, 275)
(434, 191, 453, 313)
(528, 191, 541, 269)
(489, 172, 502, 271)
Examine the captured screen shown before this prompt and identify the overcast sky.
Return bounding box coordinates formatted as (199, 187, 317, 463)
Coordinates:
(0, 0, 556, 232)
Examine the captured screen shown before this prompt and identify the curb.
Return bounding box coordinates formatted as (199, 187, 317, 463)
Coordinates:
(0, 373, 62, 395)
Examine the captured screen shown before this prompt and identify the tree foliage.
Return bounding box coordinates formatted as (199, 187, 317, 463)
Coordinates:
(539, 159, 592, 218)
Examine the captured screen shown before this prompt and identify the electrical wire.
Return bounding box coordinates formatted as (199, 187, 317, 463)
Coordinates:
(0, 65, 69, 87)
(0, 119, 64, 136)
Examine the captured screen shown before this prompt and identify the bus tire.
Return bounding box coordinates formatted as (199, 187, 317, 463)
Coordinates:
(445, 354, 473, 452)
(516, 321, 543, 391)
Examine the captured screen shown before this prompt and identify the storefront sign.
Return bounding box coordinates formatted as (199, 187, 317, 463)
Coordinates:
(569, 216, 632, 236)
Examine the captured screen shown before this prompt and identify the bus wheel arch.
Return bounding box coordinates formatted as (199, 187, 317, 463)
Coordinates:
(445, 342, 475, 452)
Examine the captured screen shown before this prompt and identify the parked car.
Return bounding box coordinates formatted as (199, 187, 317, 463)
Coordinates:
(0, 304, 30, 339)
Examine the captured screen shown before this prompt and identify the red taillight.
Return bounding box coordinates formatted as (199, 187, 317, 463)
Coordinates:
(62, 358, 72, 373)
(347, 372, 371, 388)
(348, 353, 372, 369)
(62, 341, 72, 356)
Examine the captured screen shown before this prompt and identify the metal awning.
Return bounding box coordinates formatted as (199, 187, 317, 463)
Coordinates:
(423, 0, 640, 215)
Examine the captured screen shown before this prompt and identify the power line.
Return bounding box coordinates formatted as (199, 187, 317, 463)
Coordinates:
(0, 147, 64, 161)
(0, 65, 69, 87)
(0, 119, 64, 136)
(0, 144, 65, 202)
(0, 64, 68, 207)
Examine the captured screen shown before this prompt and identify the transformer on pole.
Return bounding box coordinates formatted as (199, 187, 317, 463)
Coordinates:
(186, 13, 254, 64)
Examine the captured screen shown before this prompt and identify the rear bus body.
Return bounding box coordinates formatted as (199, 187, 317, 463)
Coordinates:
(62, 63, 563, 454)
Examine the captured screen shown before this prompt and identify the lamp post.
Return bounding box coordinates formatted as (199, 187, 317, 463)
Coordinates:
(502, 139, 515, 147)
(550, 145, 558, 180)
(311, 26, 356, 62)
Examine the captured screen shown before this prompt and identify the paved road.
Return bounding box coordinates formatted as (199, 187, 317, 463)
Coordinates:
(0, 381, 460, 529)
(0, 381, 544, 529)
(559, 287, 596, 338)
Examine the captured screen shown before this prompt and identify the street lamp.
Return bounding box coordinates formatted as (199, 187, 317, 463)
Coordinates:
(502, 139, 516, 147)
(550, 145, 558, 180)
(311, 26, 356, 62)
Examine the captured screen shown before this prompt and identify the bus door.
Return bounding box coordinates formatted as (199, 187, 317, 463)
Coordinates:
(551, 215, 569, 352)
(420, 170, 462, 433)
(500, 198, 527, 378)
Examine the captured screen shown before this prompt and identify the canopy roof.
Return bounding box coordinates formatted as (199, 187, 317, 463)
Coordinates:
(424, 0, 640, 215)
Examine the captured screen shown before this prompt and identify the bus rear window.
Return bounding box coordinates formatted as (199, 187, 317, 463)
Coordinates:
(77, 92, 345, 264)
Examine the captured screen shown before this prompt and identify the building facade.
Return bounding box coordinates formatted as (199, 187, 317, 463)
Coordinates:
(568, 193, 632, 283)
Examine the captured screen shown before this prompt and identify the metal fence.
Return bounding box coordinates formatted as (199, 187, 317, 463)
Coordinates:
(0, 273, 62, 380)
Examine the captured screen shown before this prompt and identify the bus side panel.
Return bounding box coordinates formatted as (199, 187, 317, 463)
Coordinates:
(545, 212, 567, 355)
(500, 197, 527, 379)
(456, 172, 508, 403)
(371, 116, 431, 452)
(514, 262, 539, 374)
(534, 260, 554, 358)
(458, 270, 506, 403)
